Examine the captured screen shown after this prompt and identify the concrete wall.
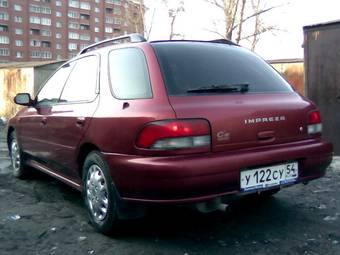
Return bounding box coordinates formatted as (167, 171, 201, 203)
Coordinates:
(0, 68, 34, 119)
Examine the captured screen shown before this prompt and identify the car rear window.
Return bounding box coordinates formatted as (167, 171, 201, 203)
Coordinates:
(151, 42, 294, 96)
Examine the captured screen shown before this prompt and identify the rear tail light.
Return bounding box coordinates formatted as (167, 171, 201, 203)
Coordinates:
(308, 110, 322, 135)
(136, 119, 211, 151)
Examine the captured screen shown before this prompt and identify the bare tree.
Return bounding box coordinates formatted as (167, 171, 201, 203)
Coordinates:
(162, 0, 185, 40)
(205, 0, 280, 50)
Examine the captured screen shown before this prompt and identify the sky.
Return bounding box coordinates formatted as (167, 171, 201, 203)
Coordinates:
(144, 0, 340, 60)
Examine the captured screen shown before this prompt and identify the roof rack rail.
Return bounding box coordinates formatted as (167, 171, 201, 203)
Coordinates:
(78, 33, 146, 55)
(210, 39, 238, 46)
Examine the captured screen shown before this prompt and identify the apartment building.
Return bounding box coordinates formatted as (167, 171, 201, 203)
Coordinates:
(0, 0, 144, 62)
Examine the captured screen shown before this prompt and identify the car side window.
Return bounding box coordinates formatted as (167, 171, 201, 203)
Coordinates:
(109, 48, 152, 99)
(60, 55, 98, 103)
(37, 63, 74, 106)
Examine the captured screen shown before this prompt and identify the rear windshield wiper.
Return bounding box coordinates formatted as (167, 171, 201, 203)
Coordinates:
(186, 83, 249, 93)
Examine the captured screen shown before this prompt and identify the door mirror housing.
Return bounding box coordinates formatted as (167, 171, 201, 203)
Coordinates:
(14, 93, 35, 106)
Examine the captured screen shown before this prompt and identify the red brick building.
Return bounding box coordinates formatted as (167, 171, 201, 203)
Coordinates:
(0, 0, 144, 62)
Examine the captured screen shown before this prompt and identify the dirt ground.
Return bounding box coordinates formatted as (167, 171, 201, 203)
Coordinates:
(0, 126, 339, 255)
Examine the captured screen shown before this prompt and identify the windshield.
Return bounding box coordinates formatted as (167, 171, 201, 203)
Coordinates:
(151, 42, 294, 96)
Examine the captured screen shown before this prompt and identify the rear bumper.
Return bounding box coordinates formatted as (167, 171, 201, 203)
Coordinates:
(102, 139, 333, 204)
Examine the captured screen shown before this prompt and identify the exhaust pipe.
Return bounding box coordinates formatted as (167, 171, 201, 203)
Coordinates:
(195, 198, 229, 213)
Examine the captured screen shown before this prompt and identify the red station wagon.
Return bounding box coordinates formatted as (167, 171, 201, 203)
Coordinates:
(7, 34, 333, 234)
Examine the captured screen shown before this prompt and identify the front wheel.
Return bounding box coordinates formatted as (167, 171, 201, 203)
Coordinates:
(82, 151, 119, 234)
(9, 132, 29, 179)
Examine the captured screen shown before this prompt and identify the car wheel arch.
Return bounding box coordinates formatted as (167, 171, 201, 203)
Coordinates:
(77, 142, 101, 176)
(7, 126, 15, 150)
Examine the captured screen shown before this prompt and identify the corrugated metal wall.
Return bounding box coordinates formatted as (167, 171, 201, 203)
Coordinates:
(0, 68, 34, 119)
(304, 22, 340, 155)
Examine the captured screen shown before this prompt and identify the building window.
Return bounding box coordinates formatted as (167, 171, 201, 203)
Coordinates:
(105, 27, 113, 33)
(41, 17, 51, 26)
(14, 16, 22, 23)
(95, 0, 100, 3)
(80, 14, 90, 20)
(95, 17, 99, 23)
(30, 40, 41, 47)
(68, 43, 77, 50)
(0, 12, 9, 20)
(31, 51, 52, 59)
(0, 35, 9, 44)
(41, 29, 51, 36)
(106, 0, 121, 4)
(0, 48, 9, 56)
(105, 17, 113, 24)
(15, 40, 23, 46)
(41, 6, 51, 14)
(42, 41, 51, 47)
(30, 28, 40, 35)
(68, 11, 79, 18)
(29, 5, 40, 13)
(80, 34, 90, 40)
(114, 18, 121, 25)
(0, 0, 8, 8)
(69, 53, 77, 58)
(68, 22, 79, 29)
(16, 51, 23, 58)
(56, 33, 62, 39)
(80, 2, 91, 10)
(56, 11, 62, 17)
(56, 21, 62, 28)
(69, 32, 79, 39)
(114, 7, 121, 15)
(56, 1, 62, 6)
(80, 24, 90, 30)
(57, 54, 62, 60)
(0, 25, 8, 32)
(94, 37, 100, 42)
(14, 4, 22, 11)
(95, 7, 99, 13)
(80, 43, 88, 50)
(56, 43, 62, 49)
(30, 16, 40, 24)
(94, 27, 99, 32)
(69, 0, 79, 8)
(15, 28, 23, 35)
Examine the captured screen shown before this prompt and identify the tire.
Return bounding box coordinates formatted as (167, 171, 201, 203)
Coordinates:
(9, 132, 29, 179)
(82, 151, 119, 234)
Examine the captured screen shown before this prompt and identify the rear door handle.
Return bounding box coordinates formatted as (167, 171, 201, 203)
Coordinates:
(76, 117, 86, 127)
(257, 131, 275, 142)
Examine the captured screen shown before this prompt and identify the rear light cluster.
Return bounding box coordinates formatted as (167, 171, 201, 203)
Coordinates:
(136, 119, 211, 151)
(308, 110, 322, 135)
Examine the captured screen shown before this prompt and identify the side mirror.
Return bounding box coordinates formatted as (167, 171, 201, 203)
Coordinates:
(14, 93, 34, 106)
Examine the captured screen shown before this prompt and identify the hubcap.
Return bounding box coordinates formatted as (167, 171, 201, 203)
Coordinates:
(85, 164, 109, 222)
(10, 139, 21, 173)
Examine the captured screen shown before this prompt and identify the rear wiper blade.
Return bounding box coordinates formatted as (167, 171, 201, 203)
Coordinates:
(186, 83, 249, 93)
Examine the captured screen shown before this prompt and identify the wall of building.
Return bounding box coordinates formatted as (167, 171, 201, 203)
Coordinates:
(271, 61, 305, 95)
(0, 0, 144, 62)
(0, 68, 34, 119)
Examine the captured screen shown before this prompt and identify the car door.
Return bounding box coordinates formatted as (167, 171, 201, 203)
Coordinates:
(17, 63, 74, 160)
(43, 55, 100, 180)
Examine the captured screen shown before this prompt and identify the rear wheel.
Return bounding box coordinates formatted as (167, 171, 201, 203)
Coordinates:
(82, 151, 119, 234)
(9, 132, 29, 179)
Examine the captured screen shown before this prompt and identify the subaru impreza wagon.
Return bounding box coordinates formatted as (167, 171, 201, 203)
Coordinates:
(7, 34, 333, 234)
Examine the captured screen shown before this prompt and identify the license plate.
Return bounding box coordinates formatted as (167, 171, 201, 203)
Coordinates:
(240, 162, 298, 191)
